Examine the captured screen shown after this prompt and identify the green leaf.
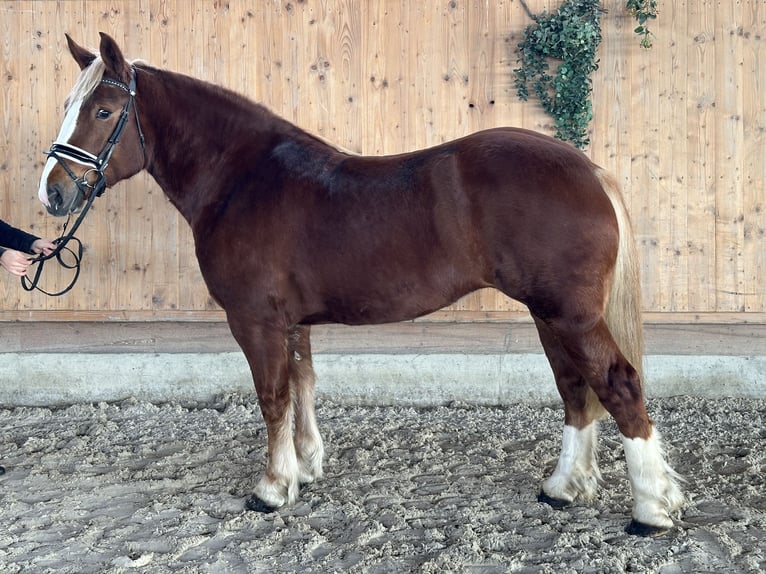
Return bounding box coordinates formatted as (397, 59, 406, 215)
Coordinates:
(512, 0, 605, 148)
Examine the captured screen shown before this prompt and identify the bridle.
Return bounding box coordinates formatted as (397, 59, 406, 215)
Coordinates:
(24, 68, 145, 296)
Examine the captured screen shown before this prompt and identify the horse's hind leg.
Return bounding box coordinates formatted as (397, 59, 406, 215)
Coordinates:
(533, 316, 604, 507)
(547, 317, 683, 535)
(288, 325, 324, 485)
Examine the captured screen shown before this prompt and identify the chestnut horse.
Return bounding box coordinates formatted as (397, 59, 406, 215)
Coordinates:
(38, 34, 682, 535)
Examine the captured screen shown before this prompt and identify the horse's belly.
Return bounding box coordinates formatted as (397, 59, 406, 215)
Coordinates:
(303, 272, 485, 326)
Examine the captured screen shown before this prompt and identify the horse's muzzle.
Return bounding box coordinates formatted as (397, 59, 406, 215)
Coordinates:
(45, 183, 84, 217)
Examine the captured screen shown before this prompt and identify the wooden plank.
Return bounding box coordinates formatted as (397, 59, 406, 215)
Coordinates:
(361, 0, 406, 155)
(686, 0, 718, 313)
(590, 0, 631, 193)
(630, 0, 662, 312)
(332, 0, 362, 153)
(0, 2, 21, 266)
(657, 0, 689, 311)
(1, 308, 766, 325)
(741, 1, 766, 312)
(14, 3, 52, 313)
(2, 320, 764, 357)
(714, 0, 746, 312)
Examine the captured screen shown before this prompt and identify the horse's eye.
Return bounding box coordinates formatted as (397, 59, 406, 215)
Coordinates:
(96, 109, 112, 120)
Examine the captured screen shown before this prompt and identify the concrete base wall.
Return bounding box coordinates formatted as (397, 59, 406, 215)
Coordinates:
(2, 352, 763, 407)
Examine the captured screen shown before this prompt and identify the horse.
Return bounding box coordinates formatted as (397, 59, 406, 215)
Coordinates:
(38, 33, 683, 536)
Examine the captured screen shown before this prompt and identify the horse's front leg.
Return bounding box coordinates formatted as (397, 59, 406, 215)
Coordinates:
(227, 318, 299, 511)
(288, 325, 324, 485)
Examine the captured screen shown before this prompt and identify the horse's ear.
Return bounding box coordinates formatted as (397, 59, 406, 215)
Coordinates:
(98, 32, 132, 84)
(65, 34, 96, 70)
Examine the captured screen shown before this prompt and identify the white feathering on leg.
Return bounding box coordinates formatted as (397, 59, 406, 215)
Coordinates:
(543, 423, 601, 502)
(254, 404, 301, 509)
(622, 428, 684, 529)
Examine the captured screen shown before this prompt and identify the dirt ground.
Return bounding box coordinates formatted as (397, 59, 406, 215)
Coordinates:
(0, 394, 763, 573)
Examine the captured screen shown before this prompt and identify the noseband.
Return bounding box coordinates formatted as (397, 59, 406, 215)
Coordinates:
(24, 69, 145, 296)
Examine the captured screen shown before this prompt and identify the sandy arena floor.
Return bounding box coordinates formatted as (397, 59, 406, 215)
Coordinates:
(0, 395, 764, 573)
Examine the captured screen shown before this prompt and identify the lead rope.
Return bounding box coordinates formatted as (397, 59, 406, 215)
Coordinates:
(21, 185, 99, 296)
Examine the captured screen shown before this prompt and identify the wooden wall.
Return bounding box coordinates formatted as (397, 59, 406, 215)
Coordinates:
(0, 0, 764, 323)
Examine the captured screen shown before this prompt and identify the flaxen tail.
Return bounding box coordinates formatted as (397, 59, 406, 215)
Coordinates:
(594, 167, 645, 384)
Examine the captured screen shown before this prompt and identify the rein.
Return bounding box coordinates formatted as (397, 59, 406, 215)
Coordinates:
(24, 69, 144, 296)
(21, 189, 96, 296)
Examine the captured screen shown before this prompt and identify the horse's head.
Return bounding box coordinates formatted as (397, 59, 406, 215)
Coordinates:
(38, 33, 145, 216)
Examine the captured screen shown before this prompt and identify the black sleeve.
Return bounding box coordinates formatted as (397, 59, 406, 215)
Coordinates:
(0, 219, 40, 254)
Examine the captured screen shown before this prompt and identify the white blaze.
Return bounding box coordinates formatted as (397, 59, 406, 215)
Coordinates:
(38, 97, 95, 206)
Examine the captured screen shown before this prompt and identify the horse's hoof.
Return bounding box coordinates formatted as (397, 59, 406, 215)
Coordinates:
(625, 519, 671, 537)
(537, 491, 570, 510)
(244, 495, 278, 513)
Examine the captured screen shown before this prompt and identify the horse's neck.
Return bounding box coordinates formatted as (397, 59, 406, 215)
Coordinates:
(138, 67, 278, 225)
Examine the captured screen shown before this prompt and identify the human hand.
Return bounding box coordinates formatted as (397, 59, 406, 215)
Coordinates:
(0, 249, 34, 277)
(31, 238, 57, 256)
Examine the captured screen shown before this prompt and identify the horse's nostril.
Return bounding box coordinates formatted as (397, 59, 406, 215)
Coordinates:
(48, 187, 61, 207)
(46, 183, 67, 214)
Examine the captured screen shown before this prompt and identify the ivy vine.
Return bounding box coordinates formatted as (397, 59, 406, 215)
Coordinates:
(513, 0, 658, 149)
(627, 0, 658, 49)
(514, 0, 604, 149)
